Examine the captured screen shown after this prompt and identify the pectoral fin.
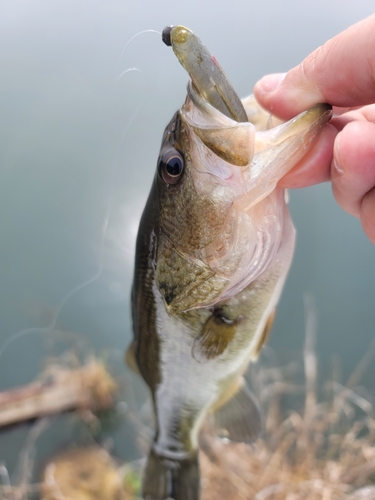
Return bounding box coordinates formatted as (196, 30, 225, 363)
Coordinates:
(192, 311, 238, 363)
(212, 378, 262, 444)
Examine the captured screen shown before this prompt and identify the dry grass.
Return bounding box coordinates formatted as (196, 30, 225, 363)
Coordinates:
(33, 325, 374, 500)
(0, 352, 119, 500)
(200, 307, 375, 500)
(41, 447, 130, 500)
(1, 313, 374, 500)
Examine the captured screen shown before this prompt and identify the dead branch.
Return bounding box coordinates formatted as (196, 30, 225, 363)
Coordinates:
(0, 360, 116, 427)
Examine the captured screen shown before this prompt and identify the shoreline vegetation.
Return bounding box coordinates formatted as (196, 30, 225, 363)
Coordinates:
(0, 324, 374, 500)
(0, 359, 117, 428)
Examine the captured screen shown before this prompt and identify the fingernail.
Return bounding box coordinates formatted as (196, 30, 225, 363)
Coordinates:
(332, 158, 344, 174)
(257, 73, 286, 93)
(332, 133, 344, 174)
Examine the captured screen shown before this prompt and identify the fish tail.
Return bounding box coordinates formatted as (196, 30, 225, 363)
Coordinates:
(142, 447, 200, 500)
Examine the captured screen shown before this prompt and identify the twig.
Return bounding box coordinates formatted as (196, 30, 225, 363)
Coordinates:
(0, 360, 116, 427)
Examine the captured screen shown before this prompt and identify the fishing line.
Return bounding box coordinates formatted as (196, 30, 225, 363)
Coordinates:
(12, 417, 53, 491)
(0, 463, 11, 489)
(114, 30, 161, 142)
(0, 214, 109, 362)
(116, 67, 144, 143)
(114, 29, 161, 90)
(116, 66, 141, 83)
(0, 29, 160, 364)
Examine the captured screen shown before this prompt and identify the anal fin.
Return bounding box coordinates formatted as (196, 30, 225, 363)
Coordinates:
(212, 378, 262, 444)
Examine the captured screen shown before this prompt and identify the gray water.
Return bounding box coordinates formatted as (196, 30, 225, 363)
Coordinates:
(1, 0, 375, 482)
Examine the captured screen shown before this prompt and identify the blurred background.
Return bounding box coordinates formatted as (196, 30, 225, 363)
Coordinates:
(0, 0, 374, 483)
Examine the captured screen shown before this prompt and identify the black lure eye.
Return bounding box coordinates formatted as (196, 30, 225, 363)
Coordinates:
(159, 149, 185, 185)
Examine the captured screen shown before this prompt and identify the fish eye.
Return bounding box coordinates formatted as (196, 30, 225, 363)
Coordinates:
(159, 149, 184, 185)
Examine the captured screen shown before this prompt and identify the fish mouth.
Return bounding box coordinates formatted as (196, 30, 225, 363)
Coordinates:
(164, 24, 332, 180)
(182, 81, 331, 206)
(159, 25, 332, 314)
(183, 81, 256, 167)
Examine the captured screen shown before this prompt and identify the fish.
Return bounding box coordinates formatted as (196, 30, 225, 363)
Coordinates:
(128, 25, 332, 500)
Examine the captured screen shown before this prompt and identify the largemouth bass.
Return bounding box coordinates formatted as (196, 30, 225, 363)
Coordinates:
(129, 25, 332, 500)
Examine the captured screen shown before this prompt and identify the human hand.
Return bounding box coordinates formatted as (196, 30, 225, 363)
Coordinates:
(254, 14, 375, 245)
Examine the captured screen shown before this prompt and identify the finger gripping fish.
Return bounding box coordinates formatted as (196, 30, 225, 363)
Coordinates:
(129, 25, 332, 500)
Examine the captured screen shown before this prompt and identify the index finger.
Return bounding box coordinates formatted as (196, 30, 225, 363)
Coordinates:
(254, 14, 375, 119)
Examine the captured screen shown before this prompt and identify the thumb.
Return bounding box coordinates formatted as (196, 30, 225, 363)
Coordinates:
(254, 14, 375, 119)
